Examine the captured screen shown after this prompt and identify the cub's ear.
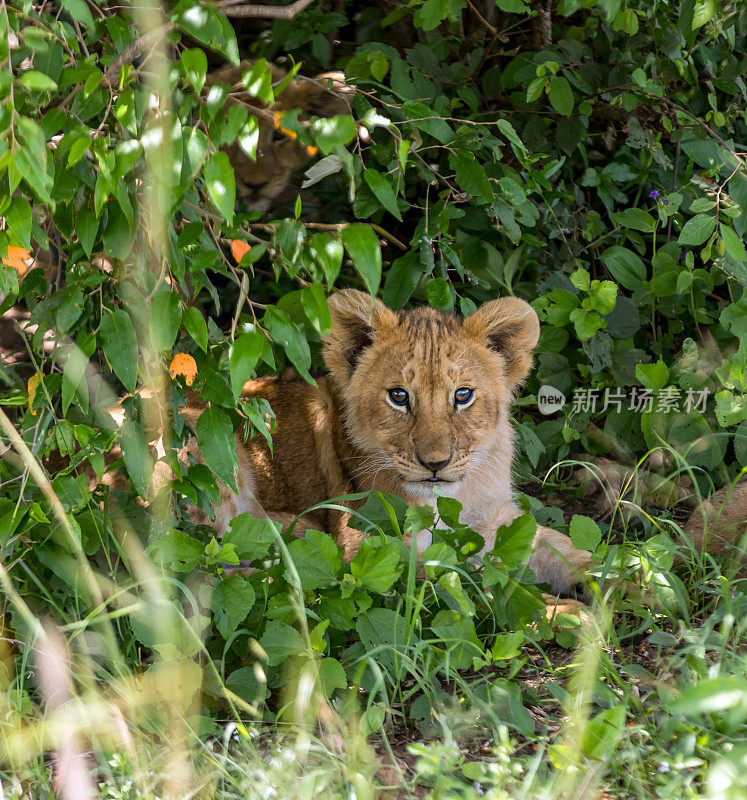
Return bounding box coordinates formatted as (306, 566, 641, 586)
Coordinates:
(323, 290, 396, 379)
(464, 297, 540, 387)
(286, 72, 354, 118)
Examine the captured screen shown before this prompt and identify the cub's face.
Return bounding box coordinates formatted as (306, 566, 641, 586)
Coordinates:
(323, 290, 540, 495)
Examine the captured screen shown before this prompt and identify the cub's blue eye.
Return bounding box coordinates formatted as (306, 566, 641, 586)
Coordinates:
(388, 388, 409, 407)
(454, 387, 474, 405)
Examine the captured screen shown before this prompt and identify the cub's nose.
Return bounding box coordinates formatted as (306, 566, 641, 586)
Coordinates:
(416, 453, 452, 473)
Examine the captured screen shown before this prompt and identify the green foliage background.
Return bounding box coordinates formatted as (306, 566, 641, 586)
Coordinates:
(0, 0, 745, 777)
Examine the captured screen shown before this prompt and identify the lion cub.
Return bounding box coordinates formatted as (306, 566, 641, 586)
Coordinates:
(198, 290, 592, 596)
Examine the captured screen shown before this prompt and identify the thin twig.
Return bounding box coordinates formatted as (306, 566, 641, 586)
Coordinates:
(219, 0, 315, 19)
(103, 22, 177, 86)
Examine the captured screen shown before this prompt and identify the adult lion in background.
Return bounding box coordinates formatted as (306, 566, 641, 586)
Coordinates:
(187, 289, 593, 596)
(207, 61, 354, 212)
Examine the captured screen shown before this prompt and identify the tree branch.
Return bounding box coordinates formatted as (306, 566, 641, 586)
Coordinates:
(103, 23, 177, 86)
(219, 0, 315, 19)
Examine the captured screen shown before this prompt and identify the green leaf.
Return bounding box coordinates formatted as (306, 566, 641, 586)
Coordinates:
(195, 406, 238, 493)
(611, 208, 657, 233)
(548, 76, 574, 116)
(150, 291, 182, 352)
(308, 232, 343, 286)
(311, 115, 357, 155)
(425, 277, 453, 310)
(318, 657, 347, 696)
(181, 47, 208, 93)
(59, 0, 94, 28)
(204, 151, 235, 225)
(183, 306, 208, 351)
(340, 224, 382, 296)
(581, 705, 626, 760)
(450, 151, 493, 204)
(678, 213, 716, 246)
(490, 514, 536, 569)
(720, 224, 746, 262)
(364, 168, 403, 220)
(223, 513, 278, 560)
(414, 0, 449, 30)
(100, 310, 138, 393)
(229, 330, 264, 400)
(285, 530, 341, 590)
(301, 284, 333, 335)
(350, 540, 402, 593)
(636, 359, 669, 390)
(259, 621, 306, 666)
(6, 197, 32, 250)
(569, 515, 601, 551)
(667, 675, 747, 717)
(18, 70, 57, 92)
(212, 574, 256, 639)
(149, 529, 204, 572)
(601, 245, 647, 290)
(264, 306, 313, 382)
(120, 419, 153, 499)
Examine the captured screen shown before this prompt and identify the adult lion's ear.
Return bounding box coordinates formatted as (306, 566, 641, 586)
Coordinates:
(464, 297, 540, 387)
(323, 290, 395, 379)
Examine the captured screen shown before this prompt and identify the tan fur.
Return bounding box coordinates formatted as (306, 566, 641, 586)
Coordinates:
(193, 290, 593, 596)
(208, 61, 354, 211)
(681, 475, 746, 573)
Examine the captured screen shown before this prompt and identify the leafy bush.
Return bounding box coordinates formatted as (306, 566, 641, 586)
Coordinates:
(0, 0, 745, 794)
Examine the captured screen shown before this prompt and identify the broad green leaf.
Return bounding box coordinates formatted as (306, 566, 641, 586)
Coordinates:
(6, 197, 32, 250)
(223, 513, 279, 560)
(318, 657, 347, 696)
(301, 284, 333, 335)
(308, 232, 343, 286)
(364, 168, 403, 220)
(150, 291, 181, 352)
(285, 530, 341, 590)
(120, 418, 153, 499)
(212, 575, 256, 639)
(311, 115, 357, 155)
(259, 621, 306, 666)
(548, 76, 574, 116)
(229, 330, 264, 399)
(678, 213, 716, 246)
(60, 0, 94, 27)
(350, 540, 402, 593)
(264, 306, 313, 382)
(721, 225, 746, 262)
(569, 515, 602, 551)
(183, 306, 208, 351)
(195, 406, 238, 493)
(636, 359, 669, 390)
(611, 208, 657, 233)
(340, 224, 382, 296)
(450, 151, 493, 204)
(204, 151, 235, 225)
(581, 705, 626, 760)
(667, 675, 747, 717)
(601, 245, 647, 290)
(100, 310, 138, 392)
(181, 47, 208, 93)
(18, 70, 57, 92)
(149, 529, 204, 572)
(490, 514, 536, 569)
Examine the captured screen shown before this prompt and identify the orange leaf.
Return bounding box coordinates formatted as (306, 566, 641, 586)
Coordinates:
(231, 240, 251, 264)
(2, 246, 31, 277)
(27, 372, 43, 415)
(169, 353, 198, 387)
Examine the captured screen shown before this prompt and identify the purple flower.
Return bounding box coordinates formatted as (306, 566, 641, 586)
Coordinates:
(649, 189, 660, 200)
(663, 197, 670, 204)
